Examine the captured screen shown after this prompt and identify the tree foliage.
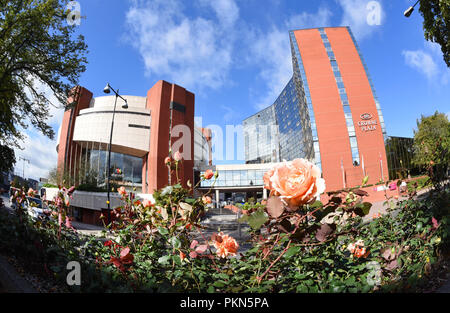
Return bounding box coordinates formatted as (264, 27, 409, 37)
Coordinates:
(418, 0, 450, 67)
(0, 144, 16, 172)
(0, 0, 88, 148)
(413, 111, 450, 185)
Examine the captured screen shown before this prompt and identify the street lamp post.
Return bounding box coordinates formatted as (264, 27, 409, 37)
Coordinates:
(103, 83, 128, 224)
(404, 0, 420, 17)
(19, 157, 30, 181)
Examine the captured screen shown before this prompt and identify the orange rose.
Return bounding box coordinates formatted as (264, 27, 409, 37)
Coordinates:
(354, 247, 369, 258)
(263, 168, 275, 190)
(213, 232, 239, 258)
(204, 169, 214, 180)
(143, 199, 153, 208)
(347, 240, 369, 258)
(118, 186, 127, 196)
(202, 195, 212, 204)
(264, 158, 325, 207)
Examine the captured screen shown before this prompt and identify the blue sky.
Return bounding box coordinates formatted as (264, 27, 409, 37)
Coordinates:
(15, 0, 450, 180)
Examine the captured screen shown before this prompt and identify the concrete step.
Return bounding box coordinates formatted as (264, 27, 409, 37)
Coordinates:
(206, 208, 238, 215)
(201, 211, 248, 231)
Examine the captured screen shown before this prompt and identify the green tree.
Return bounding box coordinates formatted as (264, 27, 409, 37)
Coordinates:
(0, 144, 15, 172)
(412, 112, 450, 186)
(418, 0, 450, 67)
(0, 0, 88, 161)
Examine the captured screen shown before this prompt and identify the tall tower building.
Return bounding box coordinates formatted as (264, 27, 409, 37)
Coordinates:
(243, 26, 389, 191)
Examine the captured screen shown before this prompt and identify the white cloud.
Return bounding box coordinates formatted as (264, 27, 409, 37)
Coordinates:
(249, 27, 293, 110)
(13, 131, 58, 181)
(24, 76, 64, 127)
(402, 41, 449, 84)
(199, 0, 239, 27)
(402, 50, 439, 81)
(424, 40, 443, 57)
(124, 0, 239, 91)
(424, 41, 450, 85)
(221, 104, 241, 123)
(249, 7, 333, 110)
(11, 77, 63, 181)
(338, 0, 384, 40)
(286, 7, 333, 30)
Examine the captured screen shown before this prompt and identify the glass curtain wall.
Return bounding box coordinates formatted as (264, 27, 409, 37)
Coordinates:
(385, 136, 421, 179)
(72, 142, 143, 192)
(200, 170, 265, 188)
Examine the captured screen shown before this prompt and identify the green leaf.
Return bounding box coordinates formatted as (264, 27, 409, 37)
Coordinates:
(157, 226, 168, 235)
(416, 222, 423, 232)
(296, 284, 309, 293)
(161, 186, 173, 196)
(184, 198, 196, 204)
(216, 273, 229, 280)
(355, 202, 372, 216)
(246, 209, 268, 230)
(284, 246, 301, 259)
(362, 175, 369, 186)
(158, 255, 171, 265)
(213, 280, 226, 288)
(170, 236, 181, 249)
(302, 257, 317, 263)
(310, 200, 324, 209)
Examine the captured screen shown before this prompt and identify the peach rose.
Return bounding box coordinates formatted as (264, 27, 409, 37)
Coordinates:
(204, 169, 214, 180)
(347, 240, 369, 258)
(164, 156, 172, 165)
(118, 186, 127, 196)
(264, 158, 325, 207)
(173, 151, 182, 161)
(372, 213, 381, 219)
(213, 232, 239, 258)
(202, 195, 212, 204)
(263, 168, 275, 190)
(143, 199, 153, 208)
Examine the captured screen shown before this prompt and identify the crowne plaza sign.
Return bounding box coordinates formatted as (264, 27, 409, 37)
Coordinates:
(358, 113, 377, 132)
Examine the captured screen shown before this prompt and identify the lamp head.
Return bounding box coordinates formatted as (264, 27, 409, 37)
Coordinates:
(103, 83, 111, 94)
(404, 6, 414, 17)
(122, 100, 128, 109)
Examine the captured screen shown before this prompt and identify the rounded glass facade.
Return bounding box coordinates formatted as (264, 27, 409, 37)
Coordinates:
(73, 145, 143, 192)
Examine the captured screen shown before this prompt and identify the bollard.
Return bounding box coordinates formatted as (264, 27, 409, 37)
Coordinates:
(237, 209, 241, 239)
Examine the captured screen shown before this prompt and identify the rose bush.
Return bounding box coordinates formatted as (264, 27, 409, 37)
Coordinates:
(263, 158, 325, 207)
(0, 157, 448, 293)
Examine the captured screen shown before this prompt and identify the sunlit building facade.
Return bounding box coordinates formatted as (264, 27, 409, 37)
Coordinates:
(243, 27, 389, 191)
(55, 80, 212, 224)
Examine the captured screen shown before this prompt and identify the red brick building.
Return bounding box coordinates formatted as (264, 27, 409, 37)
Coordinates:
(57, 80, 201, 194)
(244, 27, 389, 192)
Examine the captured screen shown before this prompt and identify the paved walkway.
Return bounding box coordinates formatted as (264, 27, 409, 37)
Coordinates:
(0, 255, 37, 293)
(437, 275, 450, 293)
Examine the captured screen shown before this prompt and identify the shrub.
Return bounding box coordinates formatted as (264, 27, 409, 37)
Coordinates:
(0, 157, 448, 293)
